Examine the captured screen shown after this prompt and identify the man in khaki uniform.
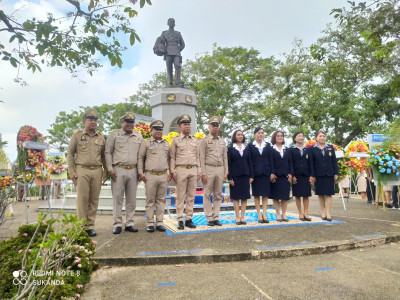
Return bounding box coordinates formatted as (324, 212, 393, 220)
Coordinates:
(105, 112, 142, 234)
(138, 120, 170, 233)
(170, 114, 200, 230)
(200, 116, 228, 226)
(67, 108, 107, 237)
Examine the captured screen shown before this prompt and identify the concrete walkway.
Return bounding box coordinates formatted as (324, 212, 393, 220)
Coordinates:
(2, 195, 399, 267)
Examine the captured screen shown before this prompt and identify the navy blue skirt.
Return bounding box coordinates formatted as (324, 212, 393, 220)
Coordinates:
(315, 176, 335, 195)
(251, 175, 271, 197)
(270, 176, 291, 200)
(230, 176, 251, 200)
(292, 175, 312, 197)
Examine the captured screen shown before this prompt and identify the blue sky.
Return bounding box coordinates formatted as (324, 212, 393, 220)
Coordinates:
(0, 0, 358, 161)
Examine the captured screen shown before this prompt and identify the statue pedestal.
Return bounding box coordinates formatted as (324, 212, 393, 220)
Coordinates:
(150, 87, 197, 133)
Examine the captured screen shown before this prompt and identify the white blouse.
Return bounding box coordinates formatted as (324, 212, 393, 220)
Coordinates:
(273, 144, 287, 158)
(253, 140, 266, 155)
(233, 143, 245, 157)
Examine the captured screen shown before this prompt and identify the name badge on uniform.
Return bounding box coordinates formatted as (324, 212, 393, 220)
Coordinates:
(329, 151, 332, 156)
(306, 154, 308, 159)
(120, 145, 124, 148)
(82, 146, 86, 149)
(81, 136, 87, 141)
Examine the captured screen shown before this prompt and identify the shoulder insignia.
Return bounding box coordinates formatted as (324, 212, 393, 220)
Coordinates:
(74, 129, 82, 134)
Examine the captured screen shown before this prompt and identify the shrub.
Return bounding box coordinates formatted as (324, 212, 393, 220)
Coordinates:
(0, 213, 98, 299)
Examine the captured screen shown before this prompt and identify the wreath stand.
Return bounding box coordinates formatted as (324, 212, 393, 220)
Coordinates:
(22, 141, 50, 224)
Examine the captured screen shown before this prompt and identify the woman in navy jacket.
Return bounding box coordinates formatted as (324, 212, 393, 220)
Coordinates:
(246, 127, 276, 223)
(290, 132, 313, 221)
(270, 130, 293, 222)
(310, 130, 338, 221)
(228, 130, 254, 225)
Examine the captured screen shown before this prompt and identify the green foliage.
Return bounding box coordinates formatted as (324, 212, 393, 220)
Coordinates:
(184, 45, 278, 138)
(0, 213, 98, 299)
(0, 0, 151, 82)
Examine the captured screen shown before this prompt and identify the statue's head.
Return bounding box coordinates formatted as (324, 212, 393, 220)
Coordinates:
(167, 18, 175, 27)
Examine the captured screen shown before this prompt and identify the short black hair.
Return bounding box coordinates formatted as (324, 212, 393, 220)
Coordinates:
(292, 131, 304, 143)
(231, 130, 246, 144)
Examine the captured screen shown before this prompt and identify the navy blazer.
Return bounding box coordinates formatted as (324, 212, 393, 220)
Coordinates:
(227, 146, 254, 180)
(310, 144, 339, 177)
(270, 145, 293, 176)
(246, 142, 275, 177)
(290, 146, 313, 177)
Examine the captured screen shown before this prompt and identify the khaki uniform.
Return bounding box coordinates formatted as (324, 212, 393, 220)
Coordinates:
(138, 137, 170, 227)
(105, 129, 142, 228)
(67, 129, 106, 230)
(170, 133, 200, 221)
(199, 134, 228, 221)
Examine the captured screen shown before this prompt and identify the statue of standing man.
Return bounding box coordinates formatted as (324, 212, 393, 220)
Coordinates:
(154, 18, 185, 87)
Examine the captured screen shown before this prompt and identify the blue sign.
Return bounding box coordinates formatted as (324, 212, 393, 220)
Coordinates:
(372, 134, 387, 142)
(0, 169, 11, 176)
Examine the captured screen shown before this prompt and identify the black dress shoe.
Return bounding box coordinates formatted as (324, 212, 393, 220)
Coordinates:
(86, 229, 97, 237)
(177, 221, 184, 230)
(235, 221, 241, 225)
(304, 216, 312, 221)
(282, 218, 289, 222)
(146, 226, 155, 232)
(112, 227, 121, 235)
(327, 217, 332, 222)
(185, 219, 197, 228)
(156, 225, 166, 232)
(263, 218, 269, 223)
(214, 220, 222, 226)
(207, 221, 215, 226)
(258, 219, 264, 223)
(276, 218, 283, 222)
(125, 226, 138, 232)
(299, 217, 306, 221)
(241, 221, 247, 225)
(321, 216, 327, 220)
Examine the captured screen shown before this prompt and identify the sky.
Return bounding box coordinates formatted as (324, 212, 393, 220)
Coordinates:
(0, 0, 355, 161)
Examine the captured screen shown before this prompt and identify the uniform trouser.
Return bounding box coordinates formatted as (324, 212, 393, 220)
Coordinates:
(111, 167, 138, 228)
(76, 166, 103, 230)
(145, 173, 168, 226)
(54, 180, 61, 198)
(176, 167, 198, 221)
(203, 166, 224, 221)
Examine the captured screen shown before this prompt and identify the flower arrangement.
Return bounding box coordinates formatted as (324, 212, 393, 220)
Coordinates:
(367, 144, 400, 179)
(15, 169, 34, 183)
(133, 122, 151, 139)
(163, 132, 179, 146)
(194, 132, 206, 140)
(33, 164, 50, 181)
(305, 139, 316, 148)
(47, 155, 67, 175)
(0, 175, 15, 191)
(346, 141, 369, 172)
(17, 125, 46, 172)
(332, 144, 351, 181)
(26, 149, 45, 168)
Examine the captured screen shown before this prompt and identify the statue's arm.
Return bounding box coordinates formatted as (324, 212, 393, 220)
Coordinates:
(179, 33, 185, 52)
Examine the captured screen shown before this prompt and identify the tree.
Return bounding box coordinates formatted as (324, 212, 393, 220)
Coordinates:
(0, 0, 151, 83)
(331, 0, 400, 97)
(183, 45, 278, 138)
(257, 2, 400, 148)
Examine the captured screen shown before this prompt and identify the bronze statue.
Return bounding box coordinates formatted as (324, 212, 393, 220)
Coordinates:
(154, 18, 185, 87)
